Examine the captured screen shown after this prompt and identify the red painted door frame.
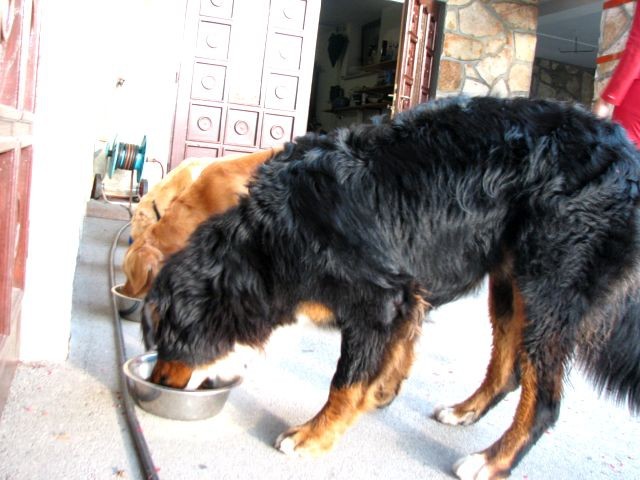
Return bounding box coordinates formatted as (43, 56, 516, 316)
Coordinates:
(0, 0, 40, 414)
(393, 0, 440, 115)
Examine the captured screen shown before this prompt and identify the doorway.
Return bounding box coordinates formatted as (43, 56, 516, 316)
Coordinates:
(309, 0, 442, 132)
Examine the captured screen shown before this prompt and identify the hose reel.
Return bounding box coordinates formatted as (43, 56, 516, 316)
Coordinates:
(91, 135, 148, 203)
(105, 135, 147, 183)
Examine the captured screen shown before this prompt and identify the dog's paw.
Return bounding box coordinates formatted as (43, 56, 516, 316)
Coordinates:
(275, 431, 304, 457)
(275, 424, 336, 457)
(433, 405, 477, 426)
(453, 453, 494, 480)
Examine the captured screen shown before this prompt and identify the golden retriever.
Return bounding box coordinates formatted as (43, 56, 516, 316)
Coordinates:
(130, 157, 216, 240)
(122, 147, 283, 298)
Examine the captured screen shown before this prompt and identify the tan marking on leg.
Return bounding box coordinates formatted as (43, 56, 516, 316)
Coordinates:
(150, 359, 194, 389)
(483, 355, 539, 476)
(453, 355, 539, 479)
(445, 279, 524, 424)
(278, 294, 426, 455)
(276, 384, 367, 456)
(366, 295, 424, 408)
(295, 301, 335, 326)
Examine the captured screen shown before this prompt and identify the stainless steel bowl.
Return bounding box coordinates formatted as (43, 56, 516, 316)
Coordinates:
(123, 351, 242, 421)
(111, 284, 143, 322)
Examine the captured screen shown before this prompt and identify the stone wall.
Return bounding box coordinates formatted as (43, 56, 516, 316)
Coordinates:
(436, 0, 538, 98)
(594, 0, 637, 101)
(530, 58, 595, 105)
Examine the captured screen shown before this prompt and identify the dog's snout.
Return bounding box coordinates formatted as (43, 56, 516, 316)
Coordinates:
(149, 359, 193, 389)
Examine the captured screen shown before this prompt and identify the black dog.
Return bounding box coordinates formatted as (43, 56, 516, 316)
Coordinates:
(143, 96, 640, 479)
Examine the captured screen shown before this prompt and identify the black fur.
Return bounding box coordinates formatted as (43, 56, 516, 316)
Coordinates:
(143, 96, 640, 473)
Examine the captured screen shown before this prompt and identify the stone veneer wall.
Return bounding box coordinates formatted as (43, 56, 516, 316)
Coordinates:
(436, 0, 538, 98)
(530, 58, 595, 105)
(594, 0, 637, 101)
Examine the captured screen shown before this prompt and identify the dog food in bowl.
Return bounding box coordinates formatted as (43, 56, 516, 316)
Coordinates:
(111, 284, 143, 322)
(123, 351, 242, 421)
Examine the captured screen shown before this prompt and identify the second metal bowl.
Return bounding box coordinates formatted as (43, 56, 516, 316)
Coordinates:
(111, 284, 143, 322)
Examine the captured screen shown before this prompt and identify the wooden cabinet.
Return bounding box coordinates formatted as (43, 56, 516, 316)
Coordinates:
(169, 0, 320, 170)
(0, 0, 39, 413)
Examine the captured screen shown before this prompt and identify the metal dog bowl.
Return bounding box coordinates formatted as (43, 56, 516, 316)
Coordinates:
(123, 351, 242, 421)
(111, 284, 143, 322)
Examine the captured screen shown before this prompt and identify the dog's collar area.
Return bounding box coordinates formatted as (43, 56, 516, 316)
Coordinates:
(152, 200, 162, 221)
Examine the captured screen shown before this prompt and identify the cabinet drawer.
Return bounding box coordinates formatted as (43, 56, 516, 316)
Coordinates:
(265, 74, 298, 110)
(269, 0, 307, 31)
(185, 144, 220, 159)
(261, 114, 293, 148)
(187, 104, 223, 143)
(196, 21, 231, 60)
(199, 0, 234, 19)
(191, 62, 226, 101)
(224, 108, 259, 146)
(266, 33, 303, 71)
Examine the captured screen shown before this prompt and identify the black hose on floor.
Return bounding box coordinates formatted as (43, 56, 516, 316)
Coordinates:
(109, 222, 160, 480)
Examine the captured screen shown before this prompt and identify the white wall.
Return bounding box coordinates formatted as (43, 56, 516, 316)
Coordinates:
(20, 0, 183, 360)
(94, 1, 184, 164)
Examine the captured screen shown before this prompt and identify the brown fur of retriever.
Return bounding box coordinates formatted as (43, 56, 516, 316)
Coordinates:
(122, 147, 283, 298)
(130, 157, 216, 239)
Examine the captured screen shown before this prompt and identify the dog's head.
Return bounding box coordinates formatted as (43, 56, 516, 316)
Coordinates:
(122, 241, 164, 298)
(141, 213, 270, 389)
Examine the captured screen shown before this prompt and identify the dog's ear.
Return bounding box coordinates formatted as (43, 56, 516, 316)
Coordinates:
(122, 244, 164, 298)
(216, 250, 271, 341)
(141, 263, 175, 351)
(142, 301, 160, 350)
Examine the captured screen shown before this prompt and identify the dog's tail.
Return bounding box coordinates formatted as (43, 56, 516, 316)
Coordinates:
(576, 277, 640, 414)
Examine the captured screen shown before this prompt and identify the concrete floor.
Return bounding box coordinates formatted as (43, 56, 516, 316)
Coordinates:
(0, 202, 639, 479)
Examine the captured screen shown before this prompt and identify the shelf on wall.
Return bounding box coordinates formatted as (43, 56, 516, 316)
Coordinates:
(362, 60, 397, 72)
(356, 84, 394, 94)
(342, 60, 398, 80)
(325, 102, 391, 114)
(342, 70, 378, 80)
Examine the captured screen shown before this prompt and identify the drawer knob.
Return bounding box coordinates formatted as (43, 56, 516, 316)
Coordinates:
(275, 86, 287, 99)
(270, 125, 285, 140)
(201, 75, 217, 90)
(197, 116, 213, 131)
(234, 120, 249, 135)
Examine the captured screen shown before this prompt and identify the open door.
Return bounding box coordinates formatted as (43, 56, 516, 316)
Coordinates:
(393, 0, 440, 115)
(0, 0, 40, 413)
